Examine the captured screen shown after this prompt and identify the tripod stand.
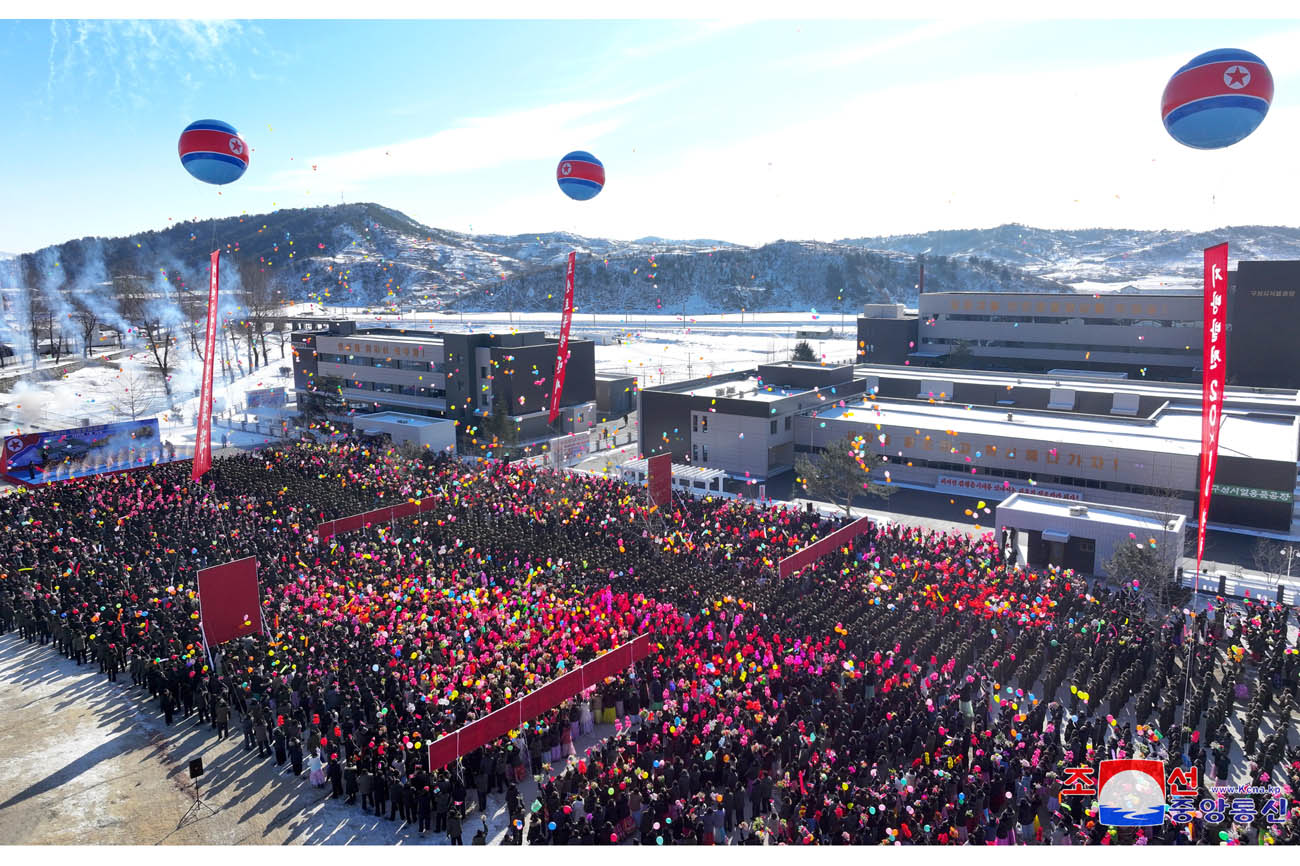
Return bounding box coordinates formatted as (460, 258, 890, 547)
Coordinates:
(178, 775, 218, 827)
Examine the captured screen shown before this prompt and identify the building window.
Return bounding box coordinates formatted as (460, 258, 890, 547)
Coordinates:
(692, 444, 699, 462)
(785, 416, 792, 431)
(692, 415, 698, 432)
(770, 420, 778, 435)
(481, 366, 488, 378)
(702, 446, 709, 462)
(701, 416, 708, 432)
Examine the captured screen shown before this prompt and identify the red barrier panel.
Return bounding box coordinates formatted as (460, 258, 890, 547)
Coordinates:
(778, 515, 872, 579)
(318, 499, 441, 542)
(427, 635, 655, 771)
(424, 734, 460, 771)
(197, 556, 263, 647)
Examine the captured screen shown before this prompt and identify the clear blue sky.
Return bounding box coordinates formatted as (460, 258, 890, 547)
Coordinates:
(2, 18, 1299, 253)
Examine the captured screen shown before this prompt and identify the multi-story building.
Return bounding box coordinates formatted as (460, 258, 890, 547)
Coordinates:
(909, 290, 1204, 380)
(291, 321, 597, 438)
(858, 260, 1300, 389)
(642, 361, 1300, 536)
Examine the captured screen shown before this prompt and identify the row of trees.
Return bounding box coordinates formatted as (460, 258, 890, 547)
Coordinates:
(9, 259, 294, 389)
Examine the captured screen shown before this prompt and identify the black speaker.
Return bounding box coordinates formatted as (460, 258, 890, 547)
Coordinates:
(189, 758, 204, 779)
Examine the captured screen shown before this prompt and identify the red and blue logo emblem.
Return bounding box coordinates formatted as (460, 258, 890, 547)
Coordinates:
(556, 150, 604, 201)
(1161, 48, 1272, 150)
(1097, 759, 1167, 826)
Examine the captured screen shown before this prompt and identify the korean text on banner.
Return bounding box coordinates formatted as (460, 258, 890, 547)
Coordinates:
(1197, 242, 1229, 575)
(548, 252, 577, 425)
(193, 250, 220, 481)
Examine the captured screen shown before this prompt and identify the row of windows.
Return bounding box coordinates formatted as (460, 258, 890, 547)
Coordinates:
(692, 414, 793, 435)
(795, 444, 1195, 501)
(317, 376, 444, 399)
(938, 300, 1179, 317)
(319, 352, 442, 373)
(920, 337, 1197, 357)
(939, 314, 1203, 328)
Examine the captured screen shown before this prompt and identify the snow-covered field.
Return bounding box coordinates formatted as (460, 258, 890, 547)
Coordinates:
(0, 307, 857, 445)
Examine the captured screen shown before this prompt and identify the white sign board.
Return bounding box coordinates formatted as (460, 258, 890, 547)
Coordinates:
(936, 474, 1083, 503)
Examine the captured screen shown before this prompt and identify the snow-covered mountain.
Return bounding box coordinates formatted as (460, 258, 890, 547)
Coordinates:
(839, 223, 1300, 289)
(7, 204, 1073, 314)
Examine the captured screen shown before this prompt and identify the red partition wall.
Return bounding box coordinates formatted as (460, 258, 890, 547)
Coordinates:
(427, 634, 655, 771)
(777, 514, 873, 579)
(647, 452, 672, 508)
(317, 498, 442, 542)
(197, 556, 263, 646)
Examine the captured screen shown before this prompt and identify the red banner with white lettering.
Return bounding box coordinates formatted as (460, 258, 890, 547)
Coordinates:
(197, 556, 262, 647)
(192, 250, 220, 481)
(647, 452, 672, 508)
(1196, 243, 1229, 576)
(547, 252, 577, 425)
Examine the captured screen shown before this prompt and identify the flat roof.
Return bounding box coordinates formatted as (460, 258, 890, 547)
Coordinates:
(326, 332, 445, 346)
(658, 375, 816, 403)
(853, 363, 1300, 408)
(357, 411, 453, 427)
(919, 290, 1200, 298)
(813, 395, 1297, 462)
(999, 493, 1183, 531)
(622, 458, 728, 481)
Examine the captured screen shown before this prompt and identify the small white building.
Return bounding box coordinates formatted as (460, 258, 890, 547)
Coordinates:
(620, 458, 729, 499)
(355, 411, 456, 454)
(995, 492, 1185, 578)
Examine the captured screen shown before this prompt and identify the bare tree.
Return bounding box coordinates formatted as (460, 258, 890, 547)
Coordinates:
(1252, 538, 1287, 588)
(106, 365, 166, 421)
(28, 295, 69, 365)
(70, 300, 99, 358)
(120, 283, 175, 394)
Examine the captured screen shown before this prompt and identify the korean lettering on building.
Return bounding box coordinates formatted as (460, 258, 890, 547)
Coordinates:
(1211, 483, 1293, 503)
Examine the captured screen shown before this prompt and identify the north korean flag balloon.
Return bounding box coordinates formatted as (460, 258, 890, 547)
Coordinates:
(556, 151, 604, 201)
(178, 119, 250, 185)
(1162, 49, 1273, 150)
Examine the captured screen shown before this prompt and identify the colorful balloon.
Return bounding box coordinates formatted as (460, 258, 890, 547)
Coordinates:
(556, 150, 604, 201)
(1162, 49, 1272, 149)
(178, 119, 250, 185)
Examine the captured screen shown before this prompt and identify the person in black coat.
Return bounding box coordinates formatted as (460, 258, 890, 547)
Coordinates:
(327, 755, 344, 799)
(288, 737, 304, 776)
(417, 785, 433, 835)
(273, 727, 287, 767)
(161, 689, 175, 726)
(344, 759, 359, 805)
(372, 768, 389, 818)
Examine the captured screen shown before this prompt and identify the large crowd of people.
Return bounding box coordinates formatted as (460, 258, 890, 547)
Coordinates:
(1, 440, 1297, 845)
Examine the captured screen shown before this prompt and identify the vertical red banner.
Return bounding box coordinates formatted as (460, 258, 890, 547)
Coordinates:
(1197, 242, 1229, 575)
(193, 249, 220, 481)
(548, 252, 577, 425)
(647, 452, 672, 508)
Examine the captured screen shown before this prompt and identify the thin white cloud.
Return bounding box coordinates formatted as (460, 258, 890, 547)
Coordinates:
(462, 29, 1300, 245)
(773, 18, 977, 71)
(254, 89, 661, 193)
(622, 19, 751, 60)
(43, 20, 252, 104)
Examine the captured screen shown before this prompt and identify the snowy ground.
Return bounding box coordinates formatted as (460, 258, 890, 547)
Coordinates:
(0, 632, 620, 845)
(0, 307, 854, 446)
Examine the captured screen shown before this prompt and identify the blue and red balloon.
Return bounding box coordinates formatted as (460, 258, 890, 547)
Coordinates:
(1162, 49, 1272, 150)
(556, 151, 604, 201)
(178, 119, 250, 185)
